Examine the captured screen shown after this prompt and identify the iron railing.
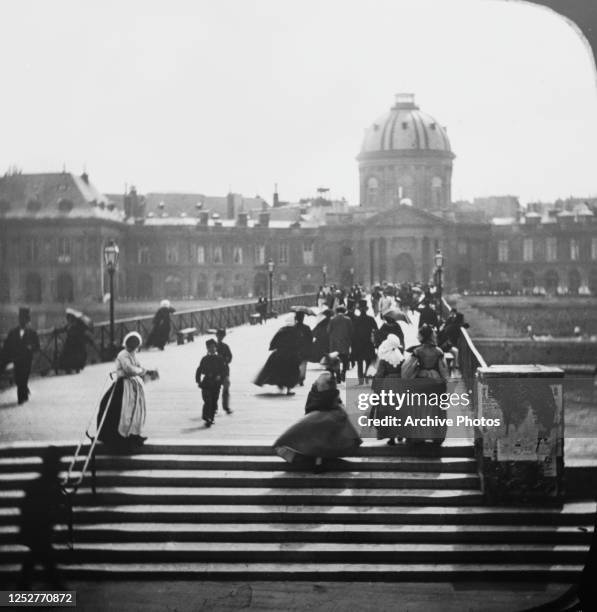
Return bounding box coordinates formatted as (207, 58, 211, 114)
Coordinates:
(19, 294, 316, 377)
(441, 297, 487, 393)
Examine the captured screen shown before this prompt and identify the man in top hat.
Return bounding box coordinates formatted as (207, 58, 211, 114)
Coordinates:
(327, 306, 353, 382)
(0, 308, 40, 404)
(215, 329, 233, 414)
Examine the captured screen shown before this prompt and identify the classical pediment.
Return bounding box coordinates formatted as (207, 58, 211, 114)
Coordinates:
(365, 204, 449, 228)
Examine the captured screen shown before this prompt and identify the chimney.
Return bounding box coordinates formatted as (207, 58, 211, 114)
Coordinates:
(197, 211, 210, 226)
(226, 193, 236, 219)
(273, 184, 279, 208)
(237, 212, 248, 227)
(258, 211, 270, 228)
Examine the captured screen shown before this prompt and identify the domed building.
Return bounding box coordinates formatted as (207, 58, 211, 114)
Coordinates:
(357, 94, 454, 211)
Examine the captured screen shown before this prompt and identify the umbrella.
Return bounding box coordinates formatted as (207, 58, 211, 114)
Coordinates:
(65, 308, 93, 329)
(384, 309, 410, 323)
(290, 305, 317, 316)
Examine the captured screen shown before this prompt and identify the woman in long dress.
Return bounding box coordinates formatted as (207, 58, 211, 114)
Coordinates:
(400, 324, 449, 445)
(273, 372, 362, 471)
(309, 309, 332, 363)
(254, 321, 301, 395)
(97, 332, 152, 450)
(146, 300, 175, 350)
(370, 334, 405, 445)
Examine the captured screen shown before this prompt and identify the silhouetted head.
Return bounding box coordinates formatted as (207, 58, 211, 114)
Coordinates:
(123, 332, 142, 352)
(418, 324, 435, 344)
(40, 446, 62, 478)
(18, 307, 31, 328)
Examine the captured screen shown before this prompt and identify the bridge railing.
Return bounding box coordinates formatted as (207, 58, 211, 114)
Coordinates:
(441, 297, 487, 393)
(26, 294, 316, 377)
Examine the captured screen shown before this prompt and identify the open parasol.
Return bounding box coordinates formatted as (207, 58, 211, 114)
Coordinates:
(290, 305, 317, 316)
(384, 308, 410, 323)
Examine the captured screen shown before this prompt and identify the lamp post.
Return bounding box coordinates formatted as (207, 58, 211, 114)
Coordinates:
(322, 264, 327, 286)
(103, 240, 120, 358)
(434, 248, 444, 318)
(267, 259, 274, 316)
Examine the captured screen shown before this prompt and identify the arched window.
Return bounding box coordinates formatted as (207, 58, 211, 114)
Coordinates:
(25, 273, 42, 303)
(137, 273, 153, 299)
(56, 273, 74, 303)
(367, 176, 379, 206)
(456, 267, 472, 292)
(521, 270, 535, 292)
(431, 176, 443, 208)
(164, 275, 183, 298)
(568, 269, 581, 295)
(196, 274, 208, 298)
(589, 269, 597, 296)
(0, 273, 9, 302)
(545, 270, 559, 295)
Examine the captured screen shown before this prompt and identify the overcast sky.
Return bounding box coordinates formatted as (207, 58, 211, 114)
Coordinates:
(2, 0, 596, 205)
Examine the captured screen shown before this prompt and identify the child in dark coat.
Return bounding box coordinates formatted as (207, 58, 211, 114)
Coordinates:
(195, 339, 227, 427)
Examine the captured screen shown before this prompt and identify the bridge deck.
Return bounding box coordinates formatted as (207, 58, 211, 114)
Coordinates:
(0, 310, 438, 445)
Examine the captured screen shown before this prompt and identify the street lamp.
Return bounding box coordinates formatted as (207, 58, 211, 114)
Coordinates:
(103, 240, 120, 358)
(434, 248, 444, 318)
(322, 264, 328, 286)
(267, 259, 275, 316)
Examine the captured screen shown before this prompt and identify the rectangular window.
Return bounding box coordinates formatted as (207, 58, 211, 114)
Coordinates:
(497, 240, 509, 263)
(254, 245, 265, 265)
(279, 243, 289, 265)
(570, 239, 579, 261)
(138, 245, 150, 265)
(591, 238, 597, 260)
(457, 240, 468, 256)
(523, 238, 533, 262)
(196, 245, 205, 264)
(546, 237, 557, 262)
(233, 246, 243, 264)
(302, 241, 314, 265)
(23, 239, 37, 264)
(213, 245, 223, 264)
(166, 244, 179, 264)
(58, 237, 72, 262)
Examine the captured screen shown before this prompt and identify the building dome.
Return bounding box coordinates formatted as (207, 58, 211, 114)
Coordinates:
(360, 94, 451, 155)
(357, 94, 454, 211)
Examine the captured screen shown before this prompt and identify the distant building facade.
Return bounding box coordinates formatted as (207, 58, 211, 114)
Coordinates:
(1, 93, 596, 318)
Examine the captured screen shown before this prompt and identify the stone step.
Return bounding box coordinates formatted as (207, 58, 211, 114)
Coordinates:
(3, 503, 592, 526)
(0, 562, 584, 582)
(0, 441, 475, 458)
(0, 470, 480, 490)
(0, 454, 478, 473)
(0, 523, 592, 545)
(0, 542, 588, 564)
(0, 486, 485, 507)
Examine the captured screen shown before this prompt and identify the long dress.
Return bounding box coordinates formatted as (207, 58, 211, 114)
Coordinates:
(274, 386, 362, 462)
(59, 320, 89, 372)
(369, 360, 402, 440)
(254, 326, 301, 389)
(309, 317, 331, 362)
(146, 306, 173, 350)
(97, 349, 147, 449)
(399, 343, 449, 443)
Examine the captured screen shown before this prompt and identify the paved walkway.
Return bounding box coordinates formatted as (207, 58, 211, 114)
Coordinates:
(0, 310, 426, 445)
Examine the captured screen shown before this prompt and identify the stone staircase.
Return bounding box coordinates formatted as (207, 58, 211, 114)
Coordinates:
(0, 442, 592, 581)
(451, 298, 519, 338)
